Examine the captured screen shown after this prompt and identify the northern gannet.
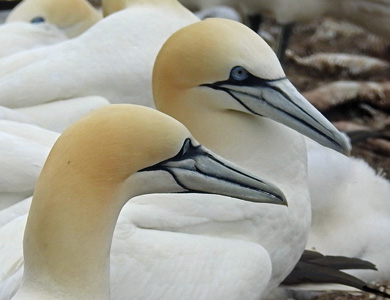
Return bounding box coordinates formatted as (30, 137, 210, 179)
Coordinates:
(107, 18, 349, 299)
(11, 104, 286, 300)
(0, 0, 199, 109)
(6, 0, 102, 38)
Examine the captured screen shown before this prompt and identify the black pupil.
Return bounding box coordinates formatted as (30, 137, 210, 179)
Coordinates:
(232, 67, 247, 80)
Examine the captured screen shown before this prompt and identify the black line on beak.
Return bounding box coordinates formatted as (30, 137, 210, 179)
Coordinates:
(201, 76, 345, 151)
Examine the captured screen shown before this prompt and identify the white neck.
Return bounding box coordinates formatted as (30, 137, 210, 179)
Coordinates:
(14, 172, 130, 299)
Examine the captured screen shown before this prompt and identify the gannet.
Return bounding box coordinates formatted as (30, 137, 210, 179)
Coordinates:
(6, 0, 102, 38)
(11, 104, 286, 300)
(0, 0, 199, 109)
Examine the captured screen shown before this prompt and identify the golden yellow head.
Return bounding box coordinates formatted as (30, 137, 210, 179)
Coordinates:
(153, 18, 284, 106)
(41, 105, 189, 188)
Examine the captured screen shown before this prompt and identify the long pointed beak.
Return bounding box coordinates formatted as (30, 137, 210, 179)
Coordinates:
(140, 138, 287, 206)
(205, 77, 351, 155)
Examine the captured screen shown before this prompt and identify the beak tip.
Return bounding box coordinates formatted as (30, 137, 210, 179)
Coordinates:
(337, 134, 352, 157)
(281, 194, 288, 207)
(271, 186, 288, 207)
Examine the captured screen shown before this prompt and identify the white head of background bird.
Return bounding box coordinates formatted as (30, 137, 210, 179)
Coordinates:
(6, 0, 102, 38)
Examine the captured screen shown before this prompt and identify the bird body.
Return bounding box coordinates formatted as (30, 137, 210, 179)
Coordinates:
(0, 97, 108, 210)
(15, 96, 110, 132)
(0, 22, 67, 58)
(0, 121, 58, 210)
(0, 106, 37, 125)
(306, 138, 390, 282)
(194, 5, 242, 22)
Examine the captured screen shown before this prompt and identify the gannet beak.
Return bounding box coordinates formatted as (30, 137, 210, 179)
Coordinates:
(140, 138, 287, 206)
(203, 76, 351, 155)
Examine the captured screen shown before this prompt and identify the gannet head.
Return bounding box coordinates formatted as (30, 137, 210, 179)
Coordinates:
(154, 18, 350, 155)
(6, 0, 102, 38)
(39, 104, 286, 205)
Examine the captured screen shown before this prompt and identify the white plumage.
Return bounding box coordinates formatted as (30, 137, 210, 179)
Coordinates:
(0, 0, 198, 109)
(306, 138, 390, 282)
(0, 121, 58, 210)
(0, 23, 67, 59)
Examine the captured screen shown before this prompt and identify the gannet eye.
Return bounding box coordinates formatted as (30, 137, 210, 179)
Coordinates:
(231, 66, 249, 81)
(31, 16, 45, 23)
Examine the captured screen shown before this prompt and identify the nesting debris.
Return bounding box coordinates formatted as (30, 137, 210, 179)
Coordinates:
(288, 52, 390, 78)
(308, 18, 389, 58)
(310, 18, 370, 43)
(311, 282, 390, 300)
(303, 81, 390, 112)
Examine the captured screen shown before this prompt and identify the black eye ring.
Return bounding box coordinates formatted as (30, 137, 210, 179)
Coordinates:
(231, 66, 249, 81)
(31, 16, 45, 23)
